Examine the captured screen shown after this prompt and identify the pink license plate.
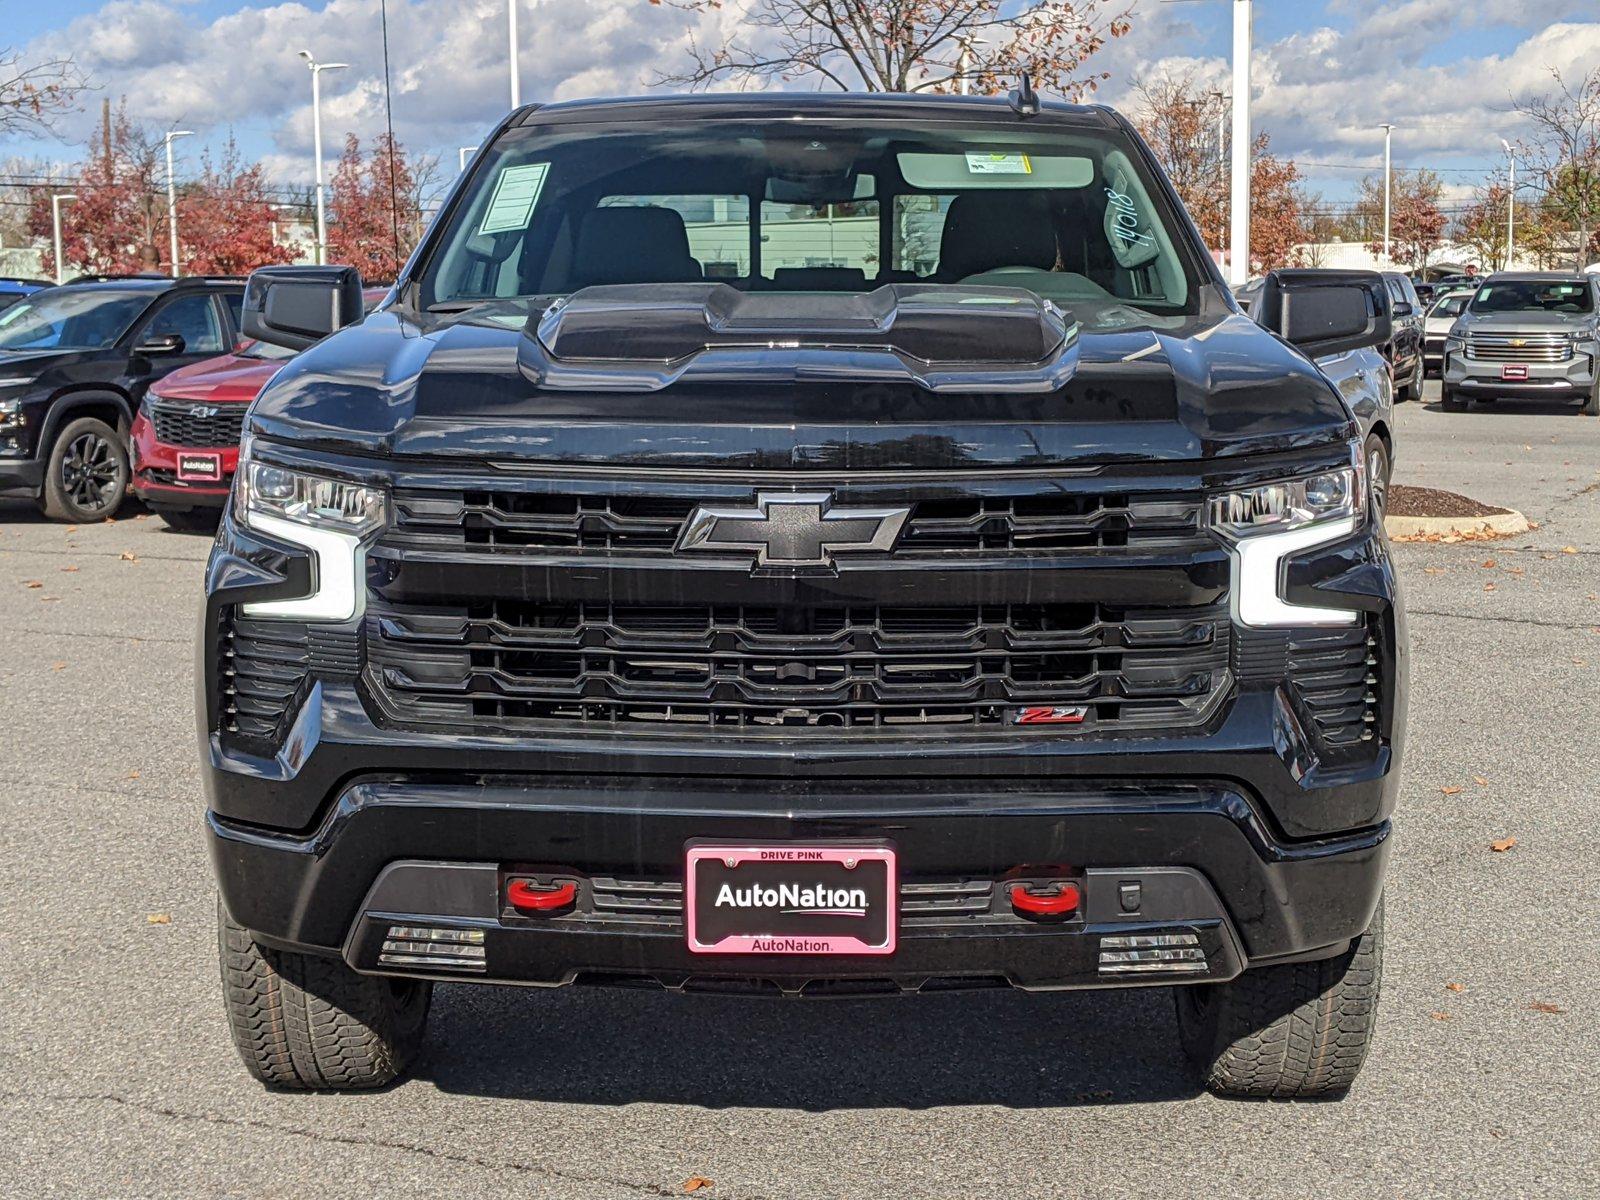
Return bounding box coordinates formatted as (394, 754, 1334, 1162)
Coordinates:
(684, 842, 897, 955)
(177, 452, 223, 482)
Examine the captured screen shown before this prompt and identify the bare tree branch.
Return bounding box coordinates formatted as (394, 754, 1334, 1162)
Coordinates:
(0, 48, 87, 137)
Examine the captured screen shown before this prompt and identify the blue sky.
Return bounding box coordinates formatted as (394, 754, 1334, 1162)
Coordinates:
(5, 0, 1599, 205)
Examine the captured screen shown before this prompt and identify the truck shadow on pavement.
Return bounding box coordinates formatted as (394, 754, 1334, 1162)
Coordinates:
(413, 981, 1201, 1109)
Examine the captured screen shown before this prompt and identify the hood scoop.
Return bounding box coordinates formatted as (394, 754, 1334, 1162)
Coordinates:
(520, 282, 1079, 393)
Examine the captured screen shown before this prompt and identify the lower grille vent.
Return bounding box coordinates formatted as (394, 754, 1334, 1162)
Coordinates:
(219, 612, 311, 742)
(1288, 621, 1380, 755)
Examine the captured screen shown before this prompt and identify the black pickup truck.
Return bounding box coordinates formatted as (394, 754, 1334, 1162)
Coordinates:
(203, 92, 1405, 1098)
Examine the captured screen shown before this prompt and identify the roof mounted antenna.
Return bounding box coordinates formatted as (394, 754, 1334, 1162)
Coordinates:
(1009, 73, 1040, 117)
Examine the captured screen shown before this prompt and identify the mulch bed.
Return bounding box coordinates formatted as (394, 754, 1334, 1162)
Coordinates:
(1387, 485, 1509, 520)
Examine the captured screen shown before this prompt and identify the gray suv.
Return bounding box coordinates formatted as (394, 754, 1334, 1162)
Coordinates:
(1441, 272, 1600, 415)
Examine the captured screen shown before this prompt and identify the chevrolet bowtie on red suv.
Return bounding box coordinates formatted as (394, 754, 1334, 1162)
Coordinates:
(203, 92, 1407, 1099)
(130, 340, 295, 530)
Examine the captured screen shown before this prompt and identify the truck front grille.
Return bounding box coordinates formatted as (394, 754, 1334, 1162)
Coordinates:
(387, 489, 1207, 556)
(1465, 333, 1572, 363)
(366, 599, 1231, 733)
(149, 400, 247, 448)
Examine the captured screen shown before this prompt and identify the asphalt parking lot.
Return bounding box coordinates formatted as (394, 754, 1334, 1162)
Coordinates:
(2, 384, 1597, 1199)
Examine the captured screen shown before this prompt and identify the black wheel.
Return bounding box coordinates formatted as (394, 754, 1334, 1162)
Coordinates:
(1176, 899, 1383, 1099)
(153, 505, 221, 533)
(40, 416, 128, 522)
(1440, 385, 1465, 412)
(1364, 432, 1391, 519)
(1583, 380, 1599, 416)
(1396, 354, 1423, 401)
(218, 899, 431, 1090)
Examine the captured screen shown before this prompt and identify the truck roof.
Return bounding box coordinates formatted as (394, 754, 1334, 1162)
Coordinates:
(514, 91, 1115, 128)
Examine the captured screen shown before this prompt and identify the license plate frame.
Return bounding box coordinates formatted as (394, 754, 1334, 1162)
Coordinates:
(1502, 364, 1529, 381)
(684, 841, 897, 956)
(177, 452, 223, 482)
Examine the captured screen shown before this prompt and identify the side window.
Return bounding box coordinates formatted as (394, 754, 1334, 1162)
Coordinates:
(223, 293, 244, 338)
(145, 294, 225, 355)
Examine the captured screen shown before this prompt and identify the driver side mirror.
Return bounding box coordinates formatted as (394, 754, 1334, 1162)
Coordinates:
(135, 332, 186, 357)
(1253, 269, 1392, 359)
(241, 265, 365, 352)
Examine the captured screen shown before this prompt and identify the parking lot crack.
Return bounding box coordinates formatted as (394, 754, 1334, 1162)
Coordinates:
(1408, 607, 1598, 632)
(0, 1086, 733, 1199)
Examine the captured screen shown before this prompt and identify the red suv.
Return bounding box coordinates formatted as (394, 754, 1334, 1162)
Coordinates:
(129, 341, 294, 529)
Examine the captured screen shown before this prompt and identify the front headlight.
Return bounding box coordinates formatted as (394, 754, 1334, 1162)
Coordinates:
(1207, 450, 1366, 629)
(0, 396, 23, 433)
(235, 437, 387, 622)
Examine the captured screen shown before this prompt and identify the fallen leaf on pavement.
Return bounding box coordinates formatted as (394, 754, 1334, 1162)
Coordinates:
(1473, 776, 1488, 786)
(51, 662, 65, 672)
(126, 771, 140, 780)
(1483, 583, 1496, 592)
(1562, 546, 1578, 554)
(1480, 559, 1496, 569)
(146, 913, 171, 925)
(1428, 1011, 1451, 1021)
(1490, 837, 1517, 853)
(682, 1178, 714, 1195)
(119, 551, 138, 562)
(1526, 1001, 1564, 1014)
(60, 565, 78, 572)
(1440, 785, 1463, 795)
(1445, 982, 1465, 993)
(1423, 566, 1447, 575)
(24, 580, 41, 588)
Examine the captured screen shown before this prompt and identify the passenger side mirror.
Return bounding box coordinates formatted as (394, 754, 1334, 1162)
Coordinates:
(241, 265, 365, 352)
(1253, 269, 1392, 360)
(134, 332, 186, 357)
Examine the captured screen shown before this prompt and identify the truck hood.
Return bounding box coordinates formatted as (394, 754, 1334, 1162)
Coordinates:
(1456, 310, 1595, 333)
(248, 285, 1356, 471)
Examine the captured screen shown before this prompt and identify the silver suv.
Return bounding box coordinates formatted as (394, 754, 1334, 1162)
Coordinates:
(1441, 272, 1600, 415)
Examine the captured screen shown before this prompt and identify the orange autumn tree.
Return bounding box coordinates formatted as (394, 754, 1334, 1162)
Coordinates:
(326, 133, 435, 282)
(177, 136, 298, 276)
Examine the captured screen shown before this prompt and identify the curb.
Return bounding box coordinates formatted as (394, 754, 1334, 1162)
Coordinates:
(1385, 508, 1529, 539)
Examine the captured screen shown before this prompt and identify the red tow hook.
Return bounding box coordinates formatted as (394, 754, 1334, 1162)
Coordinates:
(1008, 881, 1081, 917)
(506, 878, 578, 913)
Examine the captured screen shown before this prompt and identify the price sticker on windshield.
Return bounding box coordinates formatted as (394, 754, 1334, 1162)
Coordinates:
(965, 151, 1033, 175)
(478, 163, 550, 236)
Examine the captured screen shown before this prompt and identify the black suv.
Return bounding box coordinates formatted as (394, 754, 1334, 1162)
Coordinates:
(204, 93, 1406, 1099)
(0, 275, 247, 522)
(1380, 271, 1424, 401)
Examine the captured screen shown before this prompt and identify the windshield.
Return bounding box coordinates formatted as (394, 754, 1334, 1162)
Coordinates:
(0, 289, 150, 352)
(1469, 280, 1594, 315)
(420, 115, 1203, 329)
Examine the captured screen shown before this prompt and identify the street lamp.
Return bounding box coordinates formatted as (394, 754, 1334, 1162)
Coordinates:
(1228, 0, 1251, 286)
(1500, 137, 1516, 269)
(508, 0, 521, 109)
(51, 193, 76, 286)
(299, 49, 349, 266)
(1379, 123, 1394, 262)
(164, 130, 194, 278)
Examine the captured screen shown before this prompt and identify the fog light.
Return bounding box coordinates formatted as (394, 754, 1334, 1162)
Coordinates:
(379, 924, 487, 972)
(1098, 932, 1206, 975)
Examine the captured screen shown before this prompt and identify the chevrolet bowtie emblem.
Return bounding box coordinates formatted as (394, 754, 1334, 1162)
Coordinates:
(677, 492, 910, 568)
(1509, 338, 1528, 347)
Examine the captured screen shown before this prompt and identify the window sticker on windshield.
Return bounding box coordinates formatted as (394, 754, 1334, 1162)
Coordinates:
(965, 151, 1032, 175)
(478, 163, 550, 236)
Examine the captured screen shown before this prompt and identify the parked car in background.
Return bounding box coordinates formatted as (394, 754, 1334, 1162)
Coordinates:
(0, 277, 51, 314)
(129, 289, 386, 531)
(129, 340, 296, 530)
(1412, 280, 1436, 309)
(1380, 271, 1424, 400)
(1441, 272, 1600, 414)
(0, 275, 247, 522)
(1423, 290, 1474, 375)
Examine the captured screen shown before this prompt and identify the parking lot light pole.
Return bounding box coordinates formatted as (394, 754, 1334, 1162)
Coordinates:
(1228, 0, 1251, 286)
(164, 130, 193, 278)
(299, 50, 349, 266)
(509, 0, 521, 109)
(51, 193, 76, 286)
(1500, 137, 1516, 269)
(1380, 123, 1394, 263)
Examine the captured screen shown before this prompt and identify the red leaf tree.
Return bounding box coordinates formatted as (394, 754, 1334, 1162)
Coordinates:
(326, 133, 433, 283)
(177, 136, 298, 276)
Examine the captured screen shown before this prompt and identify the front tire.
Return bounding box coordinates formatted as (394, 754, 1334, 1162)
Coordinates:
(218, 900, 431, 1090)
(1440, 384, 1465, 412)
(1396, 354, 1423, 401)
(1583, 380, 1599, 416)
(1364, 432, 1392, 519)
(40, 416, 129, 522)
(1176, 899, 1383, 1099)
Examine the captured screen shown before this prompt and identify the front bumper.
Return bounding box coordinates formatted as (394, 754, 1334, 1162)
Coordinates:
(129, 410, 237, 509)
(0, 456, 43, 497)
(210, 775, 1389, 992)
(1443, 347, 1596, 396)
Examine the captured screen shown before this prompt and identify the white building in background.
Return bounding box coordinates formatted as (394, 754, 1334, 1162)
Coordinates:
(1289, 239, 1551, 278)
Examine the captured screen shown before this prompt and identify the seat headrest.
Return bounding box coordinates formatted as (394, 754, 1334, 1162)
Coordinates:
(573, 206, 702, 288)
(937, 192, 1058, 281)
(770, 266, 868, 291)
